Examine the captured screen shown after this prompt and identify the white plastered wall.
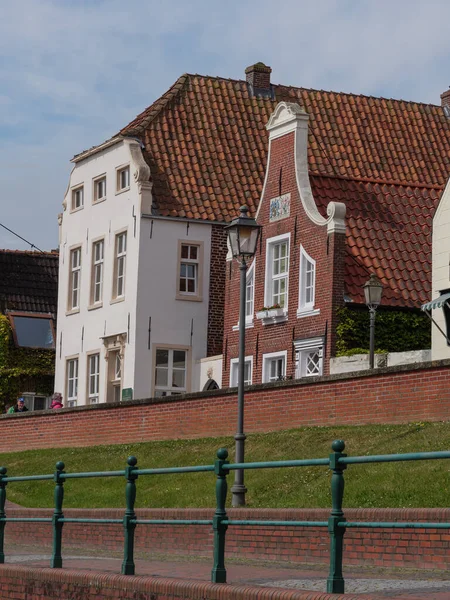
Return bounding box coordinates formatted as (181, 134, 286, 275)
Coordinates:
(431, 178, 450, 360)
(54, 140, 142, 405)
(133, 218, 212, 399)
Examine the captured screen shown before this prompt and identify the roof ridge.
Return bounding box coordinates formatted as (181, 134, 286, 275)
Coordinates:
(0, 249, 58, 256)
(176, 71, 443, 110)
(310, 171, 444, 191)
(119, 74, 190, 136)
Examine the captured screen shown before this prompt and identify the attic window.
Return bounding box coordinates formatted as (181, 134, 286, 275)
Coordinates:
(8, 312, 55, 349)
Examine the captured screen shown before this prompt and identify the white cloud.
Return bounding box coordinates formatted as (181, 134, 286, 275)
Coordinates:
(1, 0, 450, 249)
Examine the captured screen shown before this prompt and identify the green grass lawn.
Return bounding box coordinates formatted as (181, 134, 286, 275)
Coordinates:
(1, 421, 449, 509)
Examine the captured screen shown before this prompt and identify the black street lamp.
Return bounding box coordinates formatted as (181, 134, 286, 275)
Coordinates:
(363, 274, 383, 369)
(225, 205, 261, 507)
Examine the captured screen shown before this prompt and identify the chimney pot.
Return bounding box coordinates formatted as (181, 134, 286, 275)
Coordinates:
(440, 87, 450, 112)
(245, 62, 272, 97)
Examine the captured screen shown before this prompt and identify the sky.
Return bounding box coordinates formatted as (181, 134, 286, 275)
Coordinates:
(2, 0, 450, 251)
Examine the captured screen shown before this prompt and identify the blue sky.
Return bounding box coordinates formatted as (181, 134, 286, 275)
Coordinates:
(2, 0, 450, 250)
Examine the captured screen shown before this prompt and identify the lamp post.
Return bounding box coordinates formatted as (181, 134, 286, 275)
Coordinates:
(363, 274, 383, 369)
(225, 206, 261, 507)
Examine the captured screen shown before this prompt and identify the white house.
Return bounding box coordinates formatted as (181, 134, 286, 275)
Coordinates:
(425, 177, 450, 360)
(54, 137, 221, 406)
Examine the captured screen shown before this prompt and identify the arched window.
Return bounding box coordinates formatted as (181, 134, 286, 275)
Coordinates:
(203, 379, 219, 391)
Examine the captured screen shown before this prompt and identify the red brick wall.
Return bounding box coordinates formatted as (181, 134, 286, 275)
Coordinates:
(0, 565, 365, 600)
(207, 225, 228, 357)
(0, 361, 449, 452)
(4, 508, 450, 572)
(223, 129, 346, 385)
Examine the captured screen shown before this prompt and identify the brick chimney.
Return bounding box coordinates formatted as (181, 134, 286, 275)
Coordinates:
(245, 62, 273, 98)
(441, 87, 450, 113)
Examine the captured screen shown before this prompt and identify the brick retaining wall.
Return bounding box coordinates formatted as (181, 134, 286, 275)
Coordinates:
(0, 360, 450, 452)
(0, 566, 370, 600)
(4, 508, 450, 571)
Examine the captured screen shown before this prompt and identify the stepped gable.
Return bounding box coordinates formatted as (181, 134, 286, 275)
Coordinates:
(117, 72, 450, 308)
(0, 250, 59, 315)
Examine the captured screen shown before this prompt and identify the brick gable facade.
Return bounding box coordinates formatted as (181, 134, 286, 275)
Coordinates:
(223, 104, 346, 384)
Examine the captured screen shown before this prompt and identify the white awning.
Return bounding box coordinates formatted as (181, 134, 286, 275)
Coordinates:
(421, 292, 450, 311)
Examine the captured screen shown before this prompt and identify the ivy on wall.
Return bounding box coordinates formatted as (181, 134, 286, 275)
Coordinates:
(336, 306, 431, 356)
(0, 315, 54, 409)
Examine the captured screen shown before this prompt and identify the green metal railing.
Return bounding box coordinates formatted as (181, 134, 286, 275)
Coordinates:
(0, 441, 450, 593)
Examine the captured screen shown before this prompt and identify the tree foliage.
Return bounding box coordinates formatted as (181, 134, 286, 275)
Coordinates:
(336, 307, 431, 356)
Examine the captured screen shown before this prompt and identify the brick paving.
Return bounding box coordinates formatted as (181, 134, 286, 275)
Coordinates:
(5, 545, 450, 599)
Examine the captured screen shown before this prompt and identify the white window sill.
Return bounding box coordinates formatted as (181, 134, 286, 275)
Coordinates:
(176, 294, 203, 302)
(296, 307, 320, 319)
(88, 302, 103, 311)
(115, 186, 130, 196)
(93, 197, 107, 205)
(256, 309, 288, 325)
(70, 206, 84, 214)
(65, 308, 80, 316)
(110, 296, 125, 305)
(232, 321, 254, 331)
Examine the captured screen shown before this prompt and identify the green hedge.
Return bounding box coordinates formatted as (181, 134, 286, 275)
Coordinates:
(0, 315, 54, 409)
(336, 307, 431, 356)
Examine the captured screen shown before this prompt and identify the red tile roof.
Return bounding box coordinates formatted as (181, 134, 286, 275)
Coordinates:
(0, 250, 59, 316)
(118, 72, 450, 307)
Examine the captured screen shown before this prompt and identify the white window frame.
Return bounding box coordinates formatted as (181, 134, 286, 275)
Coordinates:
(87, 353, 100, 404)
(294, 337, 324, 378)
(262, 350, 287, 383)
(90, 239, 104, 306)
(264, 233, 290, 310)
(116, 164, 130, 193)
(113, 231, 127, 300)
(71, 185, 84, 211)
(176, 241, 203, 301)
(93, 174, 107, 203)
(66, 357, 79, 407)
(68, 247, 81, 311)
(230, 356, 253, 387)
(245, 261, 255, 323)
(232, 261, 255, 331)
(297, 245, 320, 318)
(153, 347, 189, 397)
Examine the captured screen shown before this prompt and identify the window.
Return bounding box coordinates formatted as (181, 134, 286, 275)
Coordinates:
(180, 244, 198, 294)
(113, 232, 127, 299)
(91, 240, 104, 305)
(177, 241, 203, 301)
(294, 338, 324, 378)
(117, 166, 130, 192)
(298, 246, 317, 314)
(94, 176, 106, 203)
(265, 235, 290, 309)
(22, 394, 52, 411)
(8, 312, 55, 348)
(66, 358, 78, 407)
(230, 357, 253, 387)
(69, 247, 81, 310)
(245, 263, 255, 321)
(88, 353, 100, 404)
(71, 185, 84, 211)
(262, 351, 287, 383)
(154, 348, 188, 396)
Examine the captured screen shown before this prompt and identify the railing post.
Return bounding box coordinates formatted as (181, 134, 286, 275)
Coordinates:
(327, 440, 347, 594)
(0, 467, 7, 564)
(122, 456, 138, 575)
(51, 461, 65, 568)
(211, 448, 229, 583)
